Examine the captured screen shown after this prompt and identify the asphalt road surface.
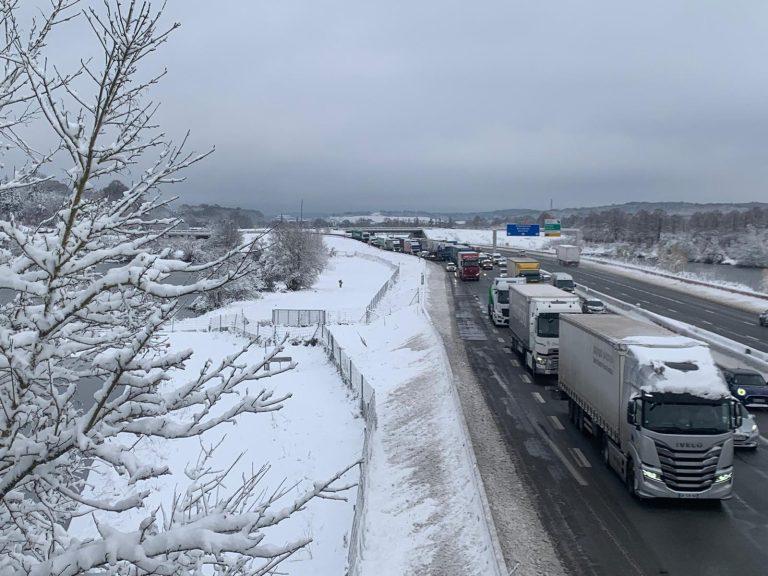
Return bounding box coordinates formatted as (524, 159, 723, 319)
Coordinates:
(445, 267, 768, 576)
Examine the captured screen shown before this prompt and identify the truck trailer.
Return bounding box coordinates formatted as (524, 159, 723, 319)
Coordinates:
(508, 284, 581, 375)
(559, 314, 740, 500)
(488, 276, 526, 326)
(507, 257, 541, 283)
(556, 244, 580, 266)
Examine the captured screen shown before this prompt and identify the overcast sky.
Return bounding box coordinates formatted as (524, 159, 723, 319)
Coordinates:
(36, 1, 768, 215)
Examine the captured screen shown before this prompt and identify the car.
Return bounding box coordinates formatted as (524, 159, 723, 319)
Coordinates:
(760, 309, 768, 327)
(581, 298, 606, 314)
(721, 367, 768, 406)
(540, 270, 552, 281)
(734, 403, 759, 449)
(480, 259, 493, 270)
(445, 263, 457, 272)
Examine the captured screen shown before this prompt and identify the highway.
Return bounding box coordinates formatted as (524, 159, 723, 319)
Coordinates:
(443, 265, 768, 576)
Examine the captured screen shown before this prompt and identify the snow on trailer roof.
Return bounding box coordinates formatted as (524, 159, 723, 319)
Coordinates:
(562, 315, 730, 399)
(510, 284, 577, 298)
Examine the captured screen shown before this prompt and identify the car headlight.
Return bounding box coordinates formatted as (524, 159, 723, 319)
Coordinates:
(715, 472, 733, 483)
(642, 468, 661, 481)
(736, 388, 746, 396)
(751, 424, 758, 432)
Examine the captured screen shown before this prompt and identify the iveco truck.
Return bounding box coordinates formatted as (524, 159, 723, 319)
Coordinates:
(559, 314, 740, 500)
(488, 276, 526, 326)
(507, 257, 541, 283)
(508, 284, 581, 375)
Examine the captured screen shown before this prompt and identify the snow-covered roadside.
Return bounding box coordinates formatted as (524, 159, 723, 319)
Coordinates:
(423, 227, 554, 251)
(70, 332, 364, 576)
(580, 258, 768, 313)
(320, 236, 504, 575)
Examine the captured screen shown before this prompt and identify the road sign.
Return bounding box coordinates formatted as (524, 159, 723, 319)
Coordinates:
(506, 223, 540, 237)
(544, 218, 561, 237)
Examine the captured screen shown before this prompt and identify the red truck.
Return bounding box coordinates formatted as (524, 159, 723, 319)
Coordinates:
(457, 251, 481, 281)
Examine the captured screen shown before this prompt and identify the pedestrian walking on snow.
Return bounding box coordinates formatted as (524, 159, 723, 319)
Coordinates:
(338, 279, 343, 288)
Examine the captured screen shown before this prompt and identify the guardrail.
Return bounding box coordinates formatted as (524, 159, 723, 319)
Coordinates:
(576, 283, 768, 374)
(319, 325, 376, 576)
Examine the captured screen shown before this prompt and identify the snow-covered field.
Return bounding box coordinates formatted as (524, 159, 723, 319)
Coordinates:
(423, 227, 556, 250)
(71, 332, 363, 576)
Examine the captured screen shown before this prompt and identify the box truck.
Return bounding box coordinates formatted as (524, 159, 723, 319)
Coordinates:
(488, 276, 526, 326)
(508, 284, 581, 375)
(556, 244, 580, 266)
(559, 314, 740, 500)
(507, 257, 541, 283)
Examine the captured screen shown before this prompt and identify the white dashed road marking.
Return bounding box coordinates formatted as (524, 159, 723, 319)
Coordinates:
(549, 415, 565, 430)
(532, 391, 545, 403)
(497, 337, 505, 343)
(522, 374, 532, 384)
(570, 448, 592, 468)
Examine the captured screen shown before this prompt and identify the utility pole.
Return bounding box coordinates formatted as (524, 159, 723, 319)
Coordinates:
(299, 199, 304, 228)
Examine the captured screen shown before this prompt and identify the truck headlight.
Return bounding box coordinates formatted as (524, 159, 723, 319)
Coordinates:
(715, 471, 733, 483)
(736, 388, 746, 396)
(751, 424, 758, 432)
(642, 468, 661, 482)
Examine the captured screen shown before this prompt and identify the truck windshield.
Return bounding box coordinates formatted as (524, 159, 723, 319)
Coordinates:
(536, 313, 560, 338)
(642, 400, 731, 434)
(731, 373, 766, 387)
(462, 258, 479, 267)
(496, 290, 509, 304)
(556, 280, 574, 290)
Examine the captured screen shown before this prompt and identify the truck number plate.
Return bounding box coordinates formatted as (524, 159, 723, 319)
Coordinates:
(754, 398, 765, 403)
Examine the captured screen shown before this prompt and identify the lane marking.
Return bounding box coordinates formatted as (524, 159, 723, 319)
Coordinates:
(570, 448, 592, 468)
(522, 374, 532, 384)
(760, 435, 768, 446)
(497, 337, 505, 343)
(532, 391, 545, 403)
(533, 421, 589, 487)
(701, 320, 713, 326)
(549, 415, 565, 430)
(511, 358, 520, 367)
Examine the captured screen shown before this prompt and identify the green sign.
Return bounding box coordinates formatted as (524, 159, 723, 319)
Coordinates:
(544, 218, 561, 237)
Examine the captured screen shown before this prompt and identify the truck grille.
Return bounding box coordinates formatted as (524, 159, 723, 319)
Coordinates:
(502, 308, 509, 317)
(654, 441, 721, 492)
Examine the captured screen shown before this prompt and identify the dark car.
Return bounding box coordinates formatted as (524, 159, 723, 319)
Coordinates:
(721, 368, 768, 407)
(760, 309, 768, 327)
(480, 259, 494, 270)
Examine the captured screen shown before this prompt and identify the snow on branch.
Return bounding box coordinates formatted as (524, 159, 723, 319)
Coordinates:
(0, 2, 353, 574)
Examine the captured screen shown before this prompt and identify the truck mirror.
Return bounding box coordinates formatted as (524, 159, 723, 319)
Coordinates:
(732, 401, 743, 429)
(626, 400, 636, 425)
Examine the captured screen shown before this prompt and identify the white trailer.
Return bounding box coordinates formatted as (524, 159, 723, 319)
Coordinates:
(559, 314, 739, 500)
(508, 284, 581, 375)
(556, 244, 580, 266)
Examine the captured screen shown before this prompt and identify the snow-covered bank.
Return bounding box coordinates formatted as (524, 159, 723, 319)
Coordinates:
(580, 258, 768, 313)
(71, 332, 363, 576)
(423, 227, 554, 250)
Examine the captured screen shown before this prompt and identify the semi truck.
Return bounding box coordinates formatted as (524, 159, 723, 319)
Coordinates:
(556, 244, 580, 266)
(508, 284, 581, 375)
(456, 251, 481, 281)
(507, 257, 541, 283)
(559, 314, 740, 500)
(488, 276, 526, 326)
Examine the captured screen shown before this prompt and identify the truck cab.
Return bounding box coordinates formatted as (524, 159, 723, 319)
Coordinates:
(488, 277, 526, 326)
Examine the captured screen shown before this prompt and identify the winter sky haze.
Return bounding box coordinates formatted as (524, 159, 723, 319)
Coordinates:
(29, 1, 768, 215)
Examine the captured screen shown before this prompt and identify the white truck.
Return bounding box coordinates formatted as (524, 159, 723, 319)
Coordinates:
(488, 276, 526, 326)
(559, 314, 740, 500)
(508, 284, 581, 375)
(556, 244, 580, 266)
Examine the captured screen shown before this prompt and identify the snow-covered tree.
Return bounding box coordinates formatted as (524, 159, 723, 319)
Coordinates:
(271, 223, 328, 291)
(0, 2, 354, 574)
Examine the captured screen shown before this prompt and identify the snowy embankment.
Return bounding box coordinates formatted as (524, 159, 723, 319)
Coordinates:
(423, 227, 553, 250)
(323, 237, 505, 575)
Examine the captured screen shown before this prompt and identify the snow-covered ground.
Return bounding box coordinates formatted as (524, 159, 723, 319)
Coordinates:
(70, 332, 363, 576)
(326, 241, 501, 575)
(423, 227, 556, 250)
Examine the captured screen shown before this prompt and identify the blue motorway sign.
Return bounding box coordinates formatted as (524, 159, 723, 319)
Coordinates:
(506, 223, 540, 237)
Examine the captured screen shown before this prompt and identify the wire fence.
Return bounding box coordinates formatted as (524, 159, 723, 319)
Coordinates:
(319, 324, 376, 576)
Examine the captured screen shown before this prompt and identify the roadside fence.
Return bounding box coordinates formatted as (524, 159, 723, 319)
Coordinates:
(319, 324, 376, 576)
